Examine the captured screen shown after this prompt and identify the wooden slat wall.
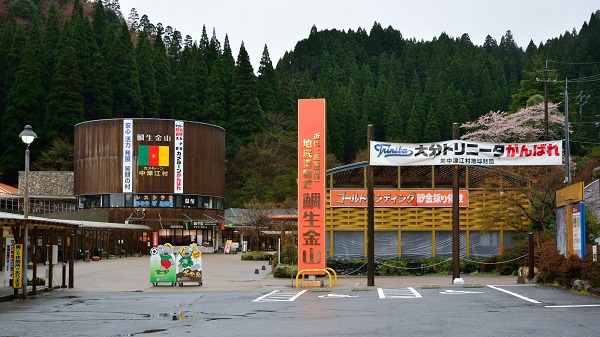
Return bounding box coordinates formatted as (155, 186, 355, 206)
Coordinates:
(326, 190, 529, 232)
(74, 119, 225, 196)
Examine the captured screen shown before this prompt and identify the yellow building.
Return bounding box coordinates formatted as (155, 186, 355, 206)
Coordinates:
(325, 163, 530, 259)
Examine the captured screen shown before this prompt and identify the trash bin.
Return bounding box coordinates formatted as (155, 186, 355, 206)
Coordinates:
(84, 250, 90, 263)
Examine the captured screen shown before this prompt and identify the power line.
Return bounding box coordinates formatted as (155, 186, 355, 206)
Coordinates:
(549, 59, 600, 65)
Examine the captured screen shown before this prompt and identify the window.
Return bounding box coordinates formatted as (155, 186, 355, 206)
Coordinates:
(110, 194, 124, 207)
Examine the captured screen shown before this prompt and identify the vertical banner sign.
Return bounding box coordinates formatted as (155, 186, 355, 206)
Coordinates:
(174, 121, 184, 194)
(4, 237, 14, 281)
(12, 243, 23, 289)
(298, 99, 326, 274)
(152, 232, 159, 248)
(123, 119, 133, 193)
(572, 203, 586, 258)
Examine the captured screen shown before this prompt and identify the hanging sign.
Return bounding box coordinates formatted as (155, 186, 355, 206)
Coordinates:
(370, 140, 562, 166)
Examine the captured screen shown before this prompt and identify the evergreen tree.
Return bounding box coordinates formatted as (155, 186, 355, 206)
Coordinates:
(384, 98, 403, 141)
(327, 85, 346, 162)
(87, 52, 113, 119)
(0, 12, 22, 119)
(45, 44, 85, 143)
(172, 46, 199, 120)
(205, 27, 221, 70)
(405, 105, 421, 143)
(257, 44, 277, 113)
(105, 22, 142, 118)
(199, 25, 209, 53)
(42, 3, 62, 91)
(342, 86, 358, 161)
(92, 0, 108, 49)
(152, 29, 173, 119)
(361, 85, 378, 128)
(276, 74, 298, 116)
(423, 105, 441, 142)
(203, 58, 228, 125)
(228, 42, 263, 155)
(136, 30, 160, 118)
(1, 18, 46, 185)
(193, 44, 209, 109)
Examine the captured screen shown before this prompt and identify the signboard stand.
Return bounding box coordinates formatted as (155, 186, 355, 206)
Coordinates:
(176, 243, 202, 286)
(150, 243, 176, 286)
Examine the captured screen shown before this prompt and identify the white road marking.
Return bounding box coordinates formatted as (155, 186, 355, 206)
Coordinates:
(378, 287, 422, 299)
(253, 290, 307, 302)
(439, 289, 483, 294)
(546, 304, 600, 308)
(318, 294, 358, 298)
(487, 285, 542, 304)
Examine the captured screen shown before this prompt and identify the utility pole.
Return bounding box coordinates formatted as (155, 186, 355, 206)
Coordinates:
(564, 79, 571, 186)
(366, 125, 375, 287)
(536, 60, 556, 140)
(452, 123, 463, 285)
(576, 91, 590, 119)
(596, 114, 600, 143)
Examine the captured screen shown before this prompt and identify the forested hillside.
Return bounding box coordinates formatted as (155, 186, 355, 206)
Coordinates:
(0, 0, 599, 207)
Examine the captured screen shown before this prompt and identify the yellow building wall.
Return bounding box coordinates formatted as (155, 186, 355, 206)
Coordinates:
(325, 189, 529, 258)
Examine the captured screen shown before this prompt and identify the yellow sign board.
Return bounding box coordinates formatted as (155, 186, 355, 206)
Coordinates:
(2, 226, 12, 237)
(556, 182, 584, 207)
(12, 243, 23, 289)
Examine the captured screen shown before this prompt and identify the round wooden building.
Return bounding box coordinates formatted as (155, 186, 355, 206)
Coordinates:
(74, 119, 225, 250)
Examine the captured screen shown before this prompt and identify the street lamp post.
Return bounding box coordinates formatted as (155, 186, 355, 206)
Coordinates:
(19, 125, 36, 299)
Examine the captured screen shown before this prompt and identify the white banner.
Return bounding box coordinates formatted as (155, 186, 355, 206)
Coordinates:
(370, 140, 563, 166)
(174, 121, 184, 193)
(122, 119, 133, 192)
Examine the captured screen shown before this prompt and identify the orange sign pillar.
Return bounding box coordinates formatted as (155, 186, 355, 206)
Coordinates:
(297, 99, 326, 274)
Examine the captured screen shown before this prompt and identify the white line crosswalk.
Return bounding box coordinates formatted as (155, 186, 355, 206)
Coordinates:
(377, 287, 423, 299)
(253, 290, 307, 302)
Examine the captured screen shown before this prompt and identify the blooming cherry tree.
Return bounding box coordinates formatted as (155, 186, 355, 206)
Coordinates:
(460, 103, 565, 142)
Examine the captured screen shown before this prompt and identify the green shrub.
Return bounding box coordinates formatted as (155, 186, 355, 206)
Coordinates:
(272, 241, 298, 270)
(497, 238, 529, 275)
(480, 255, 498, 273)
(26, 277, 45, 286)
(327, 259, 367, 275)
(377, 259, 410, 276)
(273, 264, 298, 278)
(241, 251, 272, 261)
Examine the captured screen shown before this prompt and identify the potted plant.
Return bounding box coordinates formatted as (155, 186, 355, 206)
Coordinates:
(92, 256, 100, 261)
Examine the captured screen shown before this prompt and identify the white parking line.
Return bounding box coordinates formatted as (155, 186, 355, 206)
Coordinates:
(546, 304, 600, 308)
(487, 285, 542, 304)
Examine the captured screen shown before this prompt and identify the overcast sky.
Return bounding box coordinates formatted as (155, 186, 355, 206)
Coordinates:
(118, 0, 599, 69)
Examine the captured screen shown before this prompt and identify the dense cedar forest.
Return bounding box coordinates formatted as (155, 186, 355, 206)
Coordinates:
(0, 0, 599, 208)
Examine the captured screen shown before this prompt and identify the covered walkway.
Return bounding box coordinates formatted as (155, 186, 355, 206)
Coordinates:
(1, 211, 150, 299)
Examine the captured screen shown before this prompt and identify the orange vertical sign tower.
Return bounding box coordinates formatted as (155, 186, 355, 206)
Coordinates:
(298, 99, 326, 274)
